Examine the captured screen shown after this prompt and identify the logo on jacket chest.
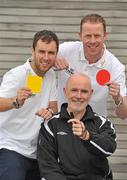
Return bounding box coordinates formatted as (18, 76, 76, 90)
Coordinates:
(57, 131, 68, 135)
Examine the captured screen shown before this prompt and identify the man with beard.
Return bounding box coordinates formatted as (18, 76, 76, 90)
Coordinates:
(0, 30, 58, 180)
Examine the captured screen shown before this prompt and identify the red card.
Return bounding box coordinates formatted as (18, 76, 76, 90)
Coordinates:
(96, 69, 110, 86)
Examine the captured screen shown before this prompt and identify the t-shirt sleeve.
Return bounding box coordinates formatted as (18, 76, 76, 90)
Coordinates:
(0, 70, 19, 97)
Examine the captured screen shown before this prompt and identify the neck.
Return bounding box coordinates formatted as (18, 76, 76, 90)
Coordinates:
(67, 107, 86, 120)
(30, 61, 45, 77)
(86, 53, 103, 64)
(85, 47, 104, 64)
(87, 57, 99, 64)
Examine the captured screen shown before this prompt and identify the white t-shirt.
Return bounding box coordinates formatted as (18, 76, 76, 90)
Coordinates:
(0, 60, 57, 159)
(57, 41, 126, 117)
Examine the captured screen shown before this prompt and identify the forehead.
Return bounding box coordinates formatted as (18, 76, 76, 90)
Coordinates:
(82, 22, 104, 33)
(68, 77, 91, 89)
(35, 39, 57, 50)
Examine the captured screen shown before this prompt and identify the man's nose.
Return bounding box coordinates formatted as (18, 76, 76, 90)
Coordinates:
(43, 53, 49, 60)
(76, 91, 81, 98)
(90, 36, 96, 43)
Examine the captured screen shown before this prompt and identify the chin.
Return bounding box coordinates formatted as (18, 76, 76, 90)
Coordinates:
(40, 67, 49, 73)
(71, 106, 84, 112)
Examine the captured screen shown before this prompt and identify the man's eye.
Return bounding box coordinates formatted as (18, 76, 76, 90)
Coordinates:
(49, 52, 55, 55)
(85, 35, 91, 38)
(72, 89, 77, 92)
(39, 50, 44, 54)
(81, 90, 88, 93)
(95, 35, 100, 38)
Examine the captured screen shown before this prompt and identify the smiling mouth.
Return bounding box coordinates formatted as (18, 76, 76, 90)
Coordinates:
(89, 45, 98, 49)
(72, 100, 84, 105)
(41, 62, 49, 67)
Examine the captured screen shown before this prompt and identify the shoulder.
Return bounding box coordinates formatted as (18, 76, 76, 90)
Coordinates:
(9, 63, 27, 77)
(45, 113, 61, 126)
(87, 105, 108, 126)
(0, 63, 27, 96)
(85, 106, 107, 127)
(2, 63, 26, 83)
(94, 113, 107, 125)
(47, 113, 61, 126)
(93, 113, 113, 129)
(105, 49, 124, 68)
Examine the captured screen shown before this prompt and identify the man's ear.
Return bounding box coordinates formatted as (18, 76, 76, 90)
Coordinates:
(91, 89, 93, 96)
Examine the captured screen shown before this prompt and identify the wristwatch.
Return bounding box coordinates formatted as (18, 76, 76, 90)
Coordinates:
(47, 108, 54, 115)
(12, 98, 20, 109)
(116, 97, 123, 107)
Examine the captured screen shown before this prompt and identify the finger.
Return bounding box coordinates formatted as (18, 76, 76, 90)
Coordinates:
(72, 123, 81, 130)
(61, 60, 69, 68)
(18, 87, 31, 94)
(17, 93, 30, 102)
(105, 82, 111, 86)
(109, 86, 120, 96)
(36, 110, 46, 116)
(36, 109, 53, 120)
(21, 87, 32, 91)
(17, 91, 32, 99)
(41, 111, 52, 120)
(55, 57, 69, 69)
(56, 62, 68, 70)
(44, 113, 52, 120)
(72, 127, 82, 136)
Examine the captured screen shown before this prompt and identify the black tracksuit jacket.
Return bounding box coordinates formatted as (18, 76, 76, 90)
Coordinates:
(37, 103, 116, 180)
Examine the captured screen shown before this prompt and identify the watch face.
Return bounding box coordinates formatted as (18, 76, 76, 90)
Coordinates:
(12, 100, 19, 109)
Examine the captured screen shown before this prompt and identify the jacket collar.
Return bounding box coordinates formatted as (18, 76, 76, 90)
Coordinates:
(60, 103, 95, 122)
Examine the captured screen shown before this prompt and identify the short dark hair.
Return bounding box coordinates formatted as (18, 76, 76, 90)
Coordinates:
(32, 30, 59, 52)
(80, 14, 106, 33)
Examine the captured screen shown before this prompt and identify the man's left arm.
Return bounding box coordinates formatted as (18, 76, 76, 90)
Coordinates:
(109, 82, 127, 119)
(83, 118, 117, 157)
(108, 62, 127, 119)
(68, 118, 116, 157)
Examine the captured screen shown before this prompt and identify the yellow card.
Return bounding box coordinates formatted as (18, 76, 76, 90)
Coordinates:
(26, 74, 43, 94)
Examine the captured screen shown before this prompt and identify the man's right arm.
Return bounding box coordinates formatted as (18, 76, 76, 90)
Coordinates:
(0, 97, 17, 111)
(0, 87, 32, 112)
(54, 56, 69, 70)
(54, 42, 70, 70)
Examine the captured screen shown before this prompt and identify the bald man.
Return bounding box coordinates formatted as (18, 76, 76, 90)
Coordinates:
(37, 73, 116, 180)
